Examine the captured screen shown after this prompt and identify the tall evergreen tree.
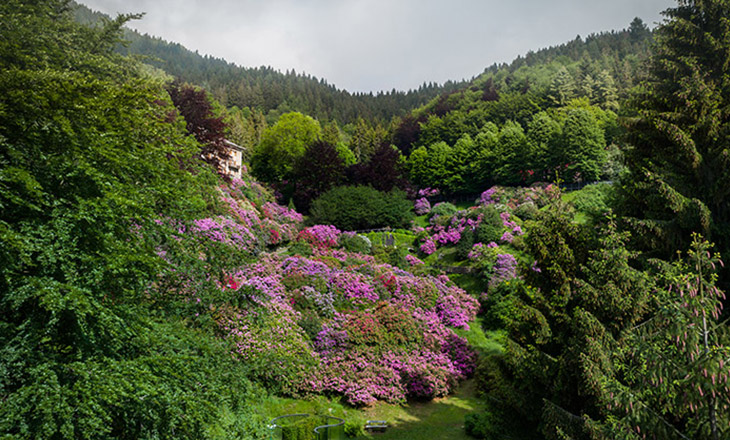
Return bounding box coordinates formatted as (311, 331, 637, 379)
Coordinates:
(479, 205, 652, 439)
(618, 0, 730, 257)
(597, 235, 730, 440)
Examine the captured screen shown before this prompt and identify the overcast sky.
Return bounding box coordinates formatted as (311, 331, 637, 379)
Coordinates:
(80, 0, 676, 93)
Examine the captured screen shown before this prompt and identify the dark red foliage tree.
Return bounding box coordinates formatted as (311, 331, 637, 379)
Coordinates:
(167, 81, 229, 175)
(348, 142, 407, 192)
(432, 93, 456, 117)
(482, 77, 500, 101)
(290, 140, 346, 213)
(392, 114, 425, 156)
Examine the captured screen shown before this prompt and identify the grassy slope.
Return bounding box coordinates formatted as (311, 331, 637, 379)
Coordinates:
(354, 379, 484, 440)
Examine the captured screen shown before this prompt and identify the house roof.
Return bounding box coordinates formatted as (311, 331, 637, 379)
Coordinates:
(224, 139, 245, 151)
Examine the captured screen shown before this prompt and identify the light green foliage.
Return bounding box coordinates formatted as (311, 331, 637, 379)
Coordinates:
(0, 2, 268, 438)
(321, 120, 343, 145)
(494, 120, 529, 185)
(346, 117, 388, 162)
(449, 134, 485, 193)
(569, 183, 613, 221)
(251, 111, 321, 182)
(408, 142, 452, 190)
(548, 66, 576, 106)
(595, 70, 619, 111)
(334, 142, 357, 166)
(338, 233, 372, 254)
(224, 105, 267, 161)
(527, 111, 561, 175)
(557, 108, 607, 181)
(427, 202, 458, 222)
(418, 112, 470, 148)
(408, 133, 484, 193)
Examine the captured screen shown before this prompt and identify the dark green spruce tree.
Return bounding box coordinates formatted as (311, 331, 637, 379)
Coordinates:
(618, 0, 730, 257)
(476, 201, 652, 440)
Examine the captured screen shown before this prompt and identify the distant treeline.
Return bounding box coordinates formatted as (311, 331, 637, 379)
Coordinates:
(72, 2, 652, 127)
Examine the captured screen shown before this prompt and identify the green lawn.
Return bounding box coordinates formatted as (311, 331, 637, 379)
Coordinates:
(259, 380, 484, 440)
(353, 379, 484, 440)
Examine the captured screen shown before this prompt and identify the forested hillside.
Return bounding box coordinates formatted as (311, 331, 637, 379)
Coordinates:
(392, 18, 653, 192)
(72, 2, 466, 124)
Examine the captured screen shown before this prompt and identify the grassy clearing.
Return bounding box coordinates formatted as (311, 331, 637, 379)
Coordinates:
(258, 380, 485, 440)
(414, 215, 430, 228)
(455, 319, 504, 356)
(448, 273, 484, 295)
(364, 230, 416, 248)
(353, 379, 484, 440)
(453, 200, 476, 211)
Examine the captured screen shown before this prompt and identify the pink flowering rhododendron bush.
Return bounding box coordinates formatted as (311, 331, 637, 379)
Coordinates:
(413, 185, 556, 258)
(150, 176, 479, 407)
(151, 176, 304, 307)
(217, 250, 479, 406)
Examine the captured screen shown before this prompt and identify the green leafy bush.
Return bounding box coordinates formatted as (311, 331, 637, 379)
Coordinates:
(280, 417, 318, 440)
(371, 243, 410, 269)
(343, 419, 364, 438)
(464, 412, 492, 439)
(0, 2, 270, 438)
(427, 202, 458, 222)
(338, 233, 372, 254)
(571, 183, 611, 219)
(471, 205, 504, 244)
(512, 201, 539, 220)
(456, 227, 476, 260)
(309, 186, 414, 230)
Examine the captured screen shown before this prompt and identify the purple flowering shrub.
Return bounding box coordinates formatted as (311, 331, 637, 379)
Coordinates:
(151, 171, 482, 407)
(186, 179, 304, 251)
(298, 224, 341, 249)
(414, 197, 431, 215)
(467, 242, 520, 288)
(149, 177, 305, 311)
(478, 184, 558, 210)
(413, 186, 541, 261)
(420, 239, 437, 255)
(406, 254, 425, 266)
(215, 252, 479, 405)
(418, 187, 441, 198)
(490, 253, 519, 287)
(436, 294, 479, 330)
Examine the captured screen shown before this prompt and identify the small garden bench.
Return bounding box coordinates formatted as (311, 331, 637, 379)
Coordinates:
(365, 420, 388, 432)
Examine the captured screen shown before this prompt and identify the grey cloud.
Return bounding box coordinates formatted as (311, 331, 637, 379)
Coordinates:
(81, 0, 675, 93)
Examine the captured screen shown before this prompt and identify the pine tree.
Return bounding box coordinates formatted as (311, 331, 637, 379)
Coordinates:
(618, 0, 730, 256)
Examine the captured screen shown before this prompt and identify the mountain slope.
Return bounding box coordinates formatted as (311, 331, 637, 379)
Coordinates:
(72, 1, 466, 123)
